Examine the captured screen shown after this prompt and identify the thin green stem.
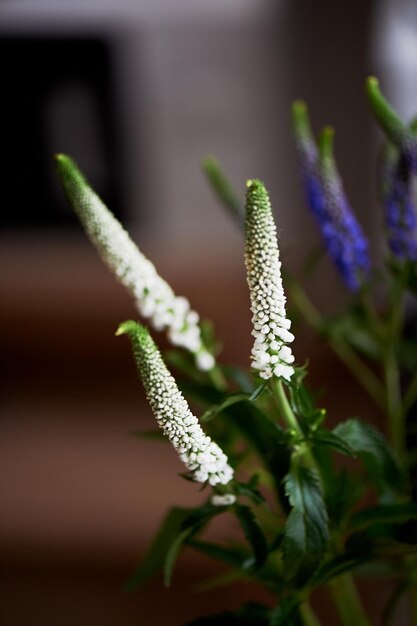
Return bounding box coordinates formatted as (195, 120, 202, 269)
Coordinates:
(274, 379, 303, 437)
(299, 601, 323, 626)
(208, 366, 228, 392)
(383, 265, 408, 457)
(329, 574, 371, 626)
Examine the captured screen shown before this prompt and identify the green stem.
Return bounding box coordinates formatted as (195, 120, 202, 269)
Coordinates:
(300, 601, 323, 626)
(274, 379, 303, 438)
(383, 265, 408, 457)
(273, 378, 371, 626)
(208, 365, 228, 392)
(384, 347, 404, 456)
(329, 574, 371, 626)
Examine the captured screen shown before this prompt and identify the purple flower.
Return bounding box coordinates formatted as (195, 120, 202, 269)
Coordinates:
(380, 144, 417, 261)
(292, 101, 370, 291)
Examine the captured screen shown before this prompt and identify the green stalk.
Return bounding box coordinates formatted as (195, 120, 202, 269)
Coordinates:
(300, 601, 323, 626)
(208, 365, 228, 392)
(329, 574, 371, 626)
(274, 379, 303, 438)
(382, 264, 408, 458)
(273, 379, 372, 626)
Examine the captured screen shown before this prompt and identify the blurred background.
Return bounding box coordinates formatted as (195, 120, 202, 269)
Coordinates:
(1, 0, 417, 624)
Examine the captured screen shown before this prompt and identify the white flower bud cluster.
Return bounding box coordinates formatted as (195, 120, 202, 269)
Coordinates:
(244, 180, 295, 382)
(210, 493, 237, 506)
(118, 321, 234, 486)
(56, 155, 214, 371)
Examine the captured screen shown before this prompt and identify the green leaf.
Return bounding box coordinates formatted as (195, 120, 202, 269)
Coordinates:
(250, 382, 268, 401)
(200, 393, 251, 422)
(190, 540, 249, 569)
(311, 554, 370, 587)
(269, 597, 301, 626)
(349, 503, 417, 532)
(164, 526, 197, 587)
(125, 507, 196, 590)
(281, 466, 329, 583)
(324, 469, 365, 528)
(312, 429, 355, 457)
(222, 403, 291, 507)
(333, 419, 407, 496)
(164, 505, 224, 587)
(234, 505, 268, 569)
(220, 365, 253, 393)
(234, 477, 266, 505)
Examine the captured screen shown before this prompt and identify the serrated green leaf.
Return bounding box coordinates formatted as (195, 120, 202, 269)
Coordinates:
(281, 466, 329, 583)
(125, 507, 196, 590)
(234, 505, 268, 569)
(312, 429, 355, 457)
(333, 419, 407, 496)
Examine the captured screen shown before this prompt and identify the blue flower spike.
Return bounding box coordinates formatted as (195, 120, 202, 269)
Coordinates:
(318, 126, 370, 290)
(292, 100, 327, 223)
(292, 101, 370, 291)
(379, 142, 417, 261)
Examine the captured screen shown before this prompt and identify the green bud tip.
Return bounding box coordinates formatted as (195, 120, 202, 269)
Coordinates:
(318, 126, 335, 158)
(291, 99, 311, 136)
(246, 178, 264, 190)
(366, 75, 379, 92)
(116, 320, 144, 338)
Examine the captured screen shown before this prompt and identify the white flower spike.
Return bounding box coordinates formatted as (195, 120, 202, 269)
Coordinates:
(117, 321, 234, 487)
(55, 154, 215, 371)
(244, 179, 295, 382)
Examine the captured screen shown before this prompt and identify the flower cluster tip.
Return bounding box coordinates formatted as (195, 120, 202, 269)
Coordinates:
(117, 321, 234, 487)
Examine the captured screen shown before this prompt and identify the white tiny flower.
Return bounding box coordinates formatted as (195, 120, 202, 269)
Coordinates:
(117, 321, 234, 486)
(56, 154, 215, 371)
(244, 179, 295, 381)
(211, 493, 237, 507)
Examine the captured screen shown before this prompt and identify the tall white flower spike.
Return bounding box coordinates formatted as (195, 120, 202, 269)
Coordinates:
(117, 321, 234, 486)
(55, 154, 215, 371)
(244, 179, 295, 382)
